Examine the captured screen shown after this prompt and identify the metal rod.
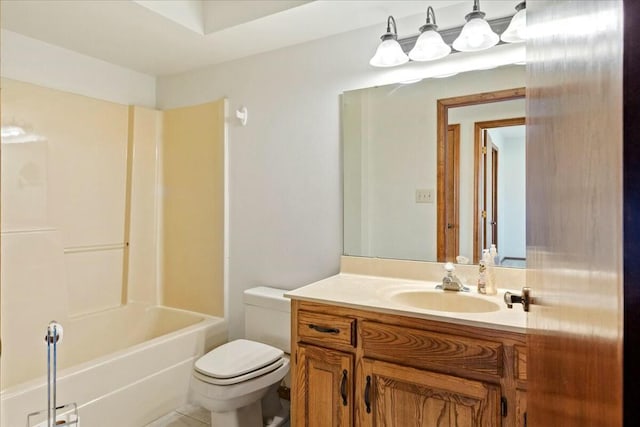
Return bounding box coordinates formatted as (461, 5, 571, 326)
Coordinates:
(47, 333, 51, 427)
(53, 327, 57, 426)
(30, 323, 77, 427)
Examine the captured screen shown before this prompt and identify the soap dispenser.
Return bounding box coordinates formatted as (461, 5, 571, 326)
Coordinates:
(490, 244, 499, 266)
(484, 249, 497, 295)
(477, 259, 487, 294)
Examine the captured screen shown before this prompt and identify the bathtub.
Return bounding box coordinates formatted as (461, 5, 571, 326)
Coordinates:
(0, 303, 227, 427)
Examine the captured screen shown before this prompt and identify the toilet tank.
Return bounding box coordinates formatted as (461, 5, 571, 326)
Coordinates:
(243, 287, 291, 353)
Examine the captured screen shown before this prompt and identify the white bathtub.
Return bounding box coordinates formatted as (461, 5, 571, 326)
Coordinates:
(0, 303, 227, 427)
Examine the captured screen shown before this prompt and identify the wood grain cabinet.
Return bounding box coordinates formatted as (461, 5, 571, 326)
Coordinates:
(296, 344, 353, 426)
(291, 300, 527, 427)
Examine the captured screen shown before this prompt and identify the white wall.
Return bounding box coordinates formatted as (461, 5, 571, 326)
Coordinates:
(0, 30, 156, 107)
(156, 14, 526, 339)
(157, 23, 381, 340)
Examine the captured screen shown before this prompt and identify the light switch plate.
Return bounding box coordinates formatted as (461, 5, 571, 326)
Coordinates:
(416, 189, 434, 204)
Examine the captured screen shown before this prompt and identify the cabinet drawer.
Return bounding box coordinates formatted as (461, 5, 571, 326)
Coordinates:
(297, 311, 356, 350)
(361, 320, 503, 377)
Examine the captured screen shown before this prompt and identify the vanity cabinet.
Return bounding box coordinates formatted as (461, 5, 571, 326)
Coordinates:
(291, 300, 527, 427)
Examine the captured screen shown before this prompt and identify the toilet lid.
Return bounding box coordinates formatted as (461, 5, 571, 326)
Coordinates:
(193, 357, 285, 385)
(195, 339, 284, 380)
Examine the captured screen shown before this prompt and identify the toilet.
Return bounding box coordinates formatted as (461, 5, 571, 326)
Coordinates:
(190, 287, 291, 427)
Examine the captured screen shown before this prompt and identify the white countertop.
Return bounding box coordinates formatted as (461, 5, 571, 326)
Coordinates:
(286, 273, 527, 333)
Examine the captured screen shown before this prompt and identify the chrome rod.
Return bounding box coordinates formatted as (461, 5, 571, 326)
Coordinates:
(52, 327, 57, 427)
(45, 322, 62, 427)
(47, 332, 51, 427)
(29, 322, 77, 427)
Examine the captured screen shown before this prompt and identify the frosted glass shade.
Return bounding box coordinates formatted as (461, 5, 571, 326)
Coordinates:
(501, 8, 527, 43)
(408, 30, 451, 62)
(370, 39, 409, 67)
(452, 17, 499, 52)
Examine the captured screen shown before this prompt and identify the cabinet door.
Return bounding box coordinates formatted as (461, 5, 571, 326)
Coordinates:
(294, 344, 354, 427)
(357, 359, 501, 427)
(516, 390, 527, 427)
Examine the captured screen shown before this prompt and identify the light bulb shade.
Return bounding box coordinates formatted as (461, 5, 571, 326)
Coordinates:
(409, 30, 451, 62)
(370, 38, 409, 67)
(501, 8, 526, 43)
(452, 17, 499, 52)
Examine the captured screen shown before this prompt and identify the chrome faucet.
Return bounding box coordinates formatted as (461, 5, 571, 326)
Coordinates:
(436, 262, 469, 292)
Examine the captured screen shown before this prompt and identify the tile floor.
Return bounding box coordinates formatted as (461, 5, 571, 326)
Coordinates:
(145, 403, 210, 426)
(145, 403, 290, 427)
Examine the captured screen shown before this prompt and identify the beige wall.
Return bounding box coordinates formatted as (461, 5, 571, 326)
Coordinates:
(1, 80, 152, 388)
(1, 78, 129, 316)
(162, 100, 225, 316)
(127, 106, 163, 304)
(1, 79, 225, 323)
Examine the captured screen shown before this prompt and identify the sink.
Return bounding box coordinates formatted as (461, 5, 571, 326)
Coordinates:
(389, 290, 501, 313)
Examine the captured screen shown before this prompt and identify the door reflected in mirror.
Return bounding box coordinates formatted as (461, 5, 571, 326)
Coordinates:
(480, 122, 526, 268)
(342, 65, 526, 268)
(441, 94, 526, 266)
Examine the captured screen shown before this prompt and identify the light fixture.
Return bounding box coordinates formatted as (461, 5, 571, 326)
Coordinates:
(369, 16, 409, 68)
(409, 6, 451, 62)
(452, 0, 499, 52)
(501, 1, 526, 43)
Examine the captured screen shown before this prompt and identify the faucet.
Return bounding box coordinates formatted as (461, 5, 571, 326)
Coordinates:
(436, 262, 469, 292)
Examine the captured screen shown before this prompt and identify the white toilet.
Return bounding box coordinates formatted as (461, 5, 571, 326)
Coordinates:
(190, 287, 291, 427)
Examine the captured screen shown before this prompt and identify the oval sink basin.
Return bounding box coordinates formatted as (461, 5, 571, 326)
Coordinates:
(390, 291, 501, 313)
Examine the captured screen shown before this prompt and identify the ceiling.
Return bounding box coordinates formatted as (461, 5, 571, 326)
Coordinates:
(0, 0, 518, 77)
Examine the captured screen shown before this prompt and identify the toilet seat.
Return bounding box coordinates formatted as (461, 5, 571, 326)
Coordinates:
(194, 357, 285, 385)
(194, 339, 285, 386)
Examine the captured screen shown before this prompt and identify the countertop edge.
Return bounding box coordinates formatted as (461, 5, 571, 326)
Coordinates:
(285, 273, 527, 334)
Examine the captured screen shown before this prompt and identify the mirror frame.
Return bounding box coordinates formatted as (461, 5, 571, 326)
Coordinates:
(436, 87, 526, 262)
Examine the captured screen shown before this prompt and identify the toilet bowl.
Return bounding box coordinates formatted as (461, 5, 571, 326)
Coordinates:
(190, 287, 292, 427)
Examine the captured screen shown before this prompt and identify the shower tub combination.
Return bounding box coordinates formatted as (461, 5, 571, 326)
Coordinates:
(0, 303, 227, 427)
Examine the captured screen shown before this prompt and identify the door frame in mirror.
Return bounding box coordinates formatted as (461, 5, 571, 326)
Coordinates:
(436, 87, 526, 262)
(474, 116, 526, 264)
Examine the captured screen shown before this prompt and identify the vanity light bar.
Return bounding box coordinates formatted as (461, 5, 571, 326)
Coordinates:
(371, 0, 526, 67)
(397, 16, 514, 56)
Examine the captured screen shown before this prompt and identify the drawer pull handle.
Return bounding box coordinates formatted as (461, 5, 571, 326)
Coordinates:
(340, 370, 348, 406)
(308, 324, 340, 334)
(364, 375, 371, 414)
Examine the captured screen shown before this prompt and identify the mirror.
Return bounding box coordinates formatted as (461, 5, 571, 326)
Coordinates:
(342, 65, 526, 267)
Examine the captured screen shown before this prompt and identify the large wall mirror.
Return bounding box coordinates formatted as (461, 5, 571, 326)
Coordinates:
(342, 65, 526, 268)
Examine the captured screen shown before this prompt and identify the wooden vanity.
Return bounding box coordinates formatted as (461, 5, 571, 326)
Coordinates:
(287, 273, 527, 427)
